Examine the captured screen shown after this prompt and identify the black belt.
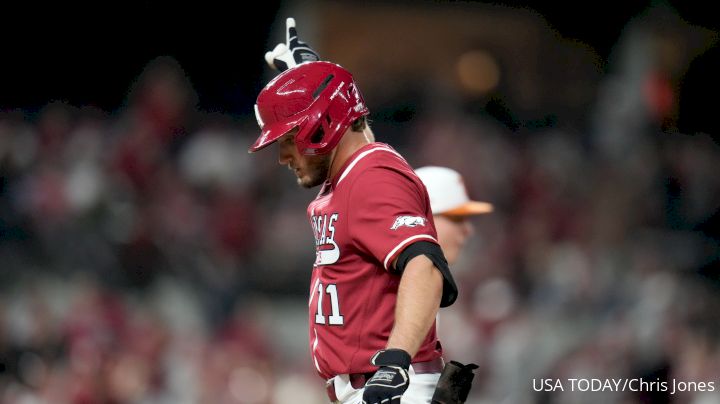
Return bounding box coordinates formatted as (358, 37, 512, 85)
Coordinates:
(326, 356, 444, 403)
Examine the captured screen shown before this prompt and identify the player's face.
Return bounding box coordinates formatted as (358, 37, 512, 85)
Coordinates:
(276, 132, 331, 188)
(434, 215, 474, 265)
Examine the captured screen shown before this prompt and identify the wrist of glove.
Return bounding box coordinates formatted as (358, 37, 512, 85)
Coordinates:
(265, 17, 320, 72)
(362, 349, 412, 404)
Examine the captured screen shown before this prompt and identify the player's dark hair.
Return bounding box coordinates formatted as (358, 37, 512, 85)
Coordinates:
(351, 116, 367, 132)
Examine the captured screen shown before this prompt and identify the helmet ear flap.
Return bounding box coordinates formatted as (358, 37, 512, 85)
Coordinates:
(300, 113, 333, 155)
(310, 125, 325, 144)
(317, 114, 333, 142)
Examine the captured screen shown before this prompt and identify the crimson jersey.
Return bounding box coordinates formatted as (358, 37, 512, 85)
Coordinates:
(307, 142, 442, 379)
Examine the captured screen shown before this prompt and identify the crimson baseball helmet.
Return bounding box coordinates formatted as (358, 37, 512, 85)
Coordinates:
(249, 61, 369, 155)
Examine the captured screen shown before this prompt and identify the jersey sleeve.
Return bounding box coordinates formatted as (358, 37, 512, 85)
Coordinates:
(347, 165, 438, 271)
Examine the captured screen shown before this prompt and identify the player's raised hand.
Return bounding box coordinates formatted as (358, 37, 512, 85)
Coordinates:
(265, 17, 320, 72)
(362, 349, 411, 404)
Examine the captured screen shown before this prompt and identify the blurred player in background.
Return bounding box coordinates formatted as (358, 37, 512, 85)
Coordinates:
(415, 166, 493, 266)
(250, 19, 459, 404)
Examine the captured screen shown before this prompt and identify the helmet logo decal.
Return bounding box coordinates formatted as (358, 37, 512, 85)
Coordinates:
(329, 81, 345, 101)
(278, 78, 305, 95)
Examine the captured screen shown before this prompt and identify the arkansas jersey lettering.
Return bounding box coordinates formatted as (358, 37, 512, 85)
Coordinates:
(391, 215, 427, 230)
(312, 213, 340, 265)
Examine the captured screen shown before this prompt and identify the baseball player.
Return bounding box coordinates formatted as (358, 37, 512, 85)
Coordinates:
(252, 19, 458, 404)
(415, 166, 493, 266)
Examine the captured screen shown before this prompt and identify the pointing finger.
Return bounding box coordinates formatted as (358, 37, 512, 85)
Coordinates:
(286, 17, 298, 47)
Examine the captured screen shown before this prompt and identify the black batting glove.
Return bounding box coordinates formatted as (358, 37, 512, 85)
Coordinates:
(265, 17, 320, 72)
(362, 349, 411, 404)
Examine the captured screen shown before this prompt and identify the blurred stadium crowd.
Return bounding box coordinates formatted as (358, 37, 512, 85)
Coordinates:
(1, 8, 720, 404)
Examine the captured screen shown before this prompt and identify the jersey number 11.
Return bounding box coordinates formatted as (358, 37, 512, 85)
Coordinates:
(315, 283, 344, 325)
